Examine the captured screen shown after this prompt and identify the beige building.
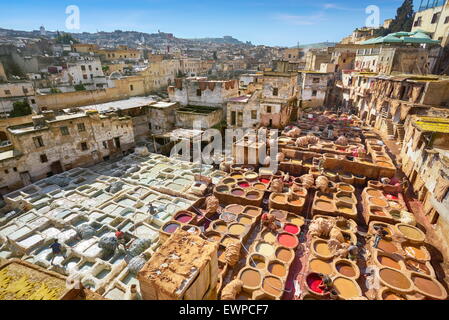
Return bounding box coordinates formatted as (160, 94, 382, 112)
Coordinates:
(298, 71, 334, 109)
(304, 48, 333, 71)
(0, 82, 37, 115)
(412, 0, 449, 46)
(0, 110, 134, 194)
(226, 90, 262, 129)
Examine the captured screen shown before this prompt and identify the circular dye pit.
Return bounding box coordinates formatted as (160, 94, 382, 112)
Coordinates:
(225, 204, 244, 214)
(223, 178, 236, 185)
(244, 208, 260, 217)
(231, 189, 245, 197)
(377, 255, 402, 270)
(245, 172, 258, 181)
(338, 184, 355, 193)
(411, 275, 443, 298)
(213, 222, 228, 233)
(306, 273, 324, 294)
(271, 210, 287, 220)
(337, 195, 355, 204)
(317, 193, 333, 201)
(369, 197, 388, 207)
(335, 261, 357, 277)
(238, 215, 253, 225)
(276, 247, 293, 263)
(268, 261, 287, 277)
(262, 230, 276, 243)
(252, 183, 266, 190)
(262, 276, 283, 297)
(272, 195, 287, 204)
(175, 213, 193, 224)
(205, 232, 222, 242)
(403, 245, 428, 260)
(289, 198, 304, 207)
(366, 189, 383, 198)
(230, 173, 244, 180)
(294, 188, 307, 197)
(405, 259, 431, 275)
(277, 233, 298, 249)
(287, 215, 304, 227)
(313, 240, 332, 258)
(371, 208, 387, 217)
(256, 242, 275, 257)
(220, 212, 237, 223)
(309, 259, 332, 275)
(337, 205, 354, 215)
(382, 291, 406, 300)
(315, 200, 334, 212)
(259, 177, 271, 184)
(379, 268, 412, 290)
(216, 185, 230, 193)
(240, 268, 262, 288)
(334, 277, 360, 299)
(397, 225, 425, 242)
(163, 222, 180, 234)
(377, 239, 399, 254)
(249, 254, 266, 270)
(283, 223, 299, 235)
(228, 224, 246, 236)
(246, 191, 261, 200)
(238, 181, 251, 188)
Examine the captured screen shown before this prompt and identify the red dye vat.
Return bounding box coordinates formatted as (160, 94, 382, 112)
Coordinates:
(284, 224, 299, 234)
(176, 214, 192, 223)
(306, 273, 324, 294)
(277, 233, 298, 248)
(259, 178, 271, 184)
(238, 182, 250, 188)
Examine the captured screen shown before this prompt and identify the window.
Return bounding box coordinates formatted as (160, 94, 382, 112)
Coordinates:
(196, 89, 202, 96)
(130, 85, 134, 91)
(81, 65, 86, 71)
(103, 141, 108, 149)
(4, 169, 8, 174)
(81, 142, 88, 151)
(88, 65, 92, 71)
(445, 16, 449, 24)
(272, 88, 278, 96)
(431, 13, 440, 24)
(40, 154, 48, 163)
(13, 167, 17, 172)
(414, 16, 422, 27)
(312, 78, 320, 83)
(77, 123, 86, 132)
(83, 74, 88, 80)
(266, 106, 272, 113)
(4, 90, 11, 95)
(60, 126, 69, 136)
(31, 99, 36, 104)
(312, 90, 317, 97)
(33, 136, 44, 148)
(231, 111, 236, 125)
(23, 87, 29, 94)
(251, 110, 257, 120)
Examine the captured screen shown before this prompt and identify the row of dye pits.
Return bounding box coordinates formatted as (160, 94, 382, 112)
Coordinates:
(362, 187, 409, 222)
(365, 221, 447, 300)
(215, 171, 271, 198)
(304, 216, 363, 300)
(312, 182, 358, 218)
(227, 208, 304, 300)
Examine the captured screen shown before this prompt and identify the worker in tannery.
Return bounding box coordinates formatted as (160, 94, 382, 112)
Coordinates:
(261, 212, 279, 232)
(372, 226, 388, 249)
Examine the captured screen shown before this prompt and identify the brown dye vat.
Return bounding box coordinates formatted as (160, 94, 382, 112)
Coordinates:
(377, 239, 399, 254)
(244, 207, 261, 217)
(367, 189, 383, 198)
(228, 224, 246, 236)
(253, 183, 266, 190)
(377, 161, 393, 168)
(289, 198, 305, 206)
(378, 255, 401, 270)
(334, 278, 360, 299)
(314, 241, 332, 257)
(405, 259, 431, 275)
(317, 193, 333, 201)
(240, 269, 262, 288)
(309, 259, 332, 275)
(379, 268, 411, 290)
(294, 188, 307, 197)
(262, 230, 276, 243)
(287, 215, 304, 227)
(315, 200, 334, 212)
(382, 291, 406, 300)
(223, 178, 236, 185)
(369, 197, 388, 207)
(336, 262, 356, 277)
(276, 247, 293, 263)
(252, 259, 266, 270)
(403, 245, 427, 260)
(205, 231, 222, 242)
(412, 275, 442, 297)
(262, 276, 283, 297)
(338, 184, 354, 193)
(226, 204, 244, 214)
(398, 225, 425, 242)
(272, 195, 287, 204)
(213, 222, 228, 233)
(337, 205, 354, 215)
(271, 210, 287, 220)
(268, 262, 287, 277)
(238, 215, 253, 225)
(371, 208, 387, 216)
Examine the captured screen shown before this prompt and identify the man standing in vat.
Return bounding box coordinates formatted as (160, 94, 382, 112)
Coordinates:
(50, 239, 66, 265)
(372, 226, 388, 249)
(115, 228, 127, 252)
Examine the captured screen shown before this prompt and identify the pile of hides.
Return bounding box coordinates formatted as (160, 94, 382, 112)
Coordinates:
(270, 179, 284, 193)
(335, 135, 348, 146)
(224, 241, 241, 266)
(205, 196, 220, 215)
(135, 146, 150, 156)
(106, 181, 125, 194)
(328, 239, 350, 258)
(285, 127, 301, 138)
(98, 236, 118, 251)
(76, 224, 96, 239)
(128, 255, 147, 274)
(221, 279, 244, 300)
(329, 227, 344, 243)
(309, 217, 335, 238)
(127, 238, 152, 258)
(315, 176, 329, 193)
(299, 174, 315, 190)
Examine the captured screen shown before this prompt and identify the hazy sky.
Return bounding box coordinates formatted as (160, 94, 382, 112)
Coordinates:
(0, 0, 422, 46)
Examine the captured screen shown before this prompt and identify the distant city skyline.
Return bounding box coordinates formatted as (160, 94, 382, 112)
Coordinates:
(0, 0, 423, 46)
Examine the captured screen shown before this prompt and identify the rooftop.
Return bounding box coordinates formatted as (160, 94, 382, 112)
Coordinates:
(414, 116, 449, 133)
(77, 96, 156, 113)
(361, 31, 440, 45)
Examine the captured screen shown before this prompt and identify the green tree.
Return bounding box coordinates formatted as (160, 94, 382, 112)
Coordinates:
(389, 0, 415, 33)
(74, 84, 86, 91)
(55, 32, 79, 44)
(9, 100, 32, 118)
